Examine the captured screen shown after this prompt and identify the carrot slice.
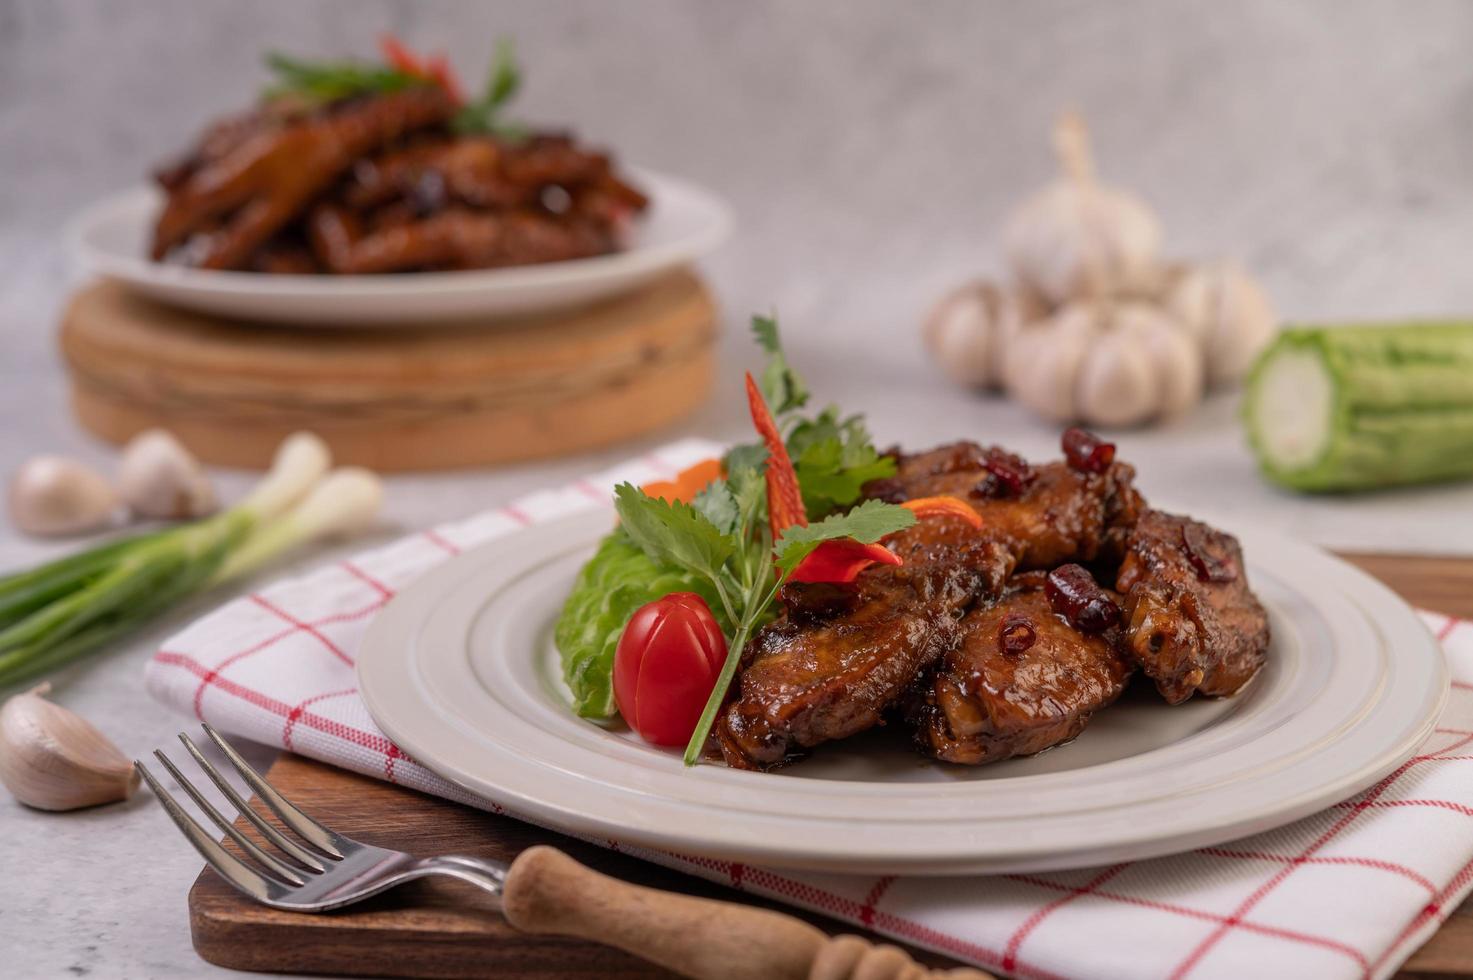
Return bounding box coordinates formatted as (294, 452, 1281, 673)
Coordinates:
(899, 496, 983, 529)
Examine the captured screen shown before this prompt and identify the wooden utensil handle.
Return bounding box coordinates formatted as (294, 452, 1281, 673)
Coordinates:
(501, 846, 995, 980)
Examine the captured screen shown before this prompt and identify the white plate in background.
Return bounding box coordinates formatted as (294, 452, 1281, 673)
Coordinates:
(68, 170, 732, 326)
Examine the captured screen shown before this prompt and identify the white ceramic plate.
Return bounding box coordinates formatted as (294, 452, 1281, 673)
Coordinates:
(67, 170, 733, 326)
(358, 510, 1447, 876)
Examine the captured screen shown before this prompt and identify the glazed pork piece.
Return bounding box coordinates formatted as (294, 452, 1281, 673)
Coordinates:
(152, 88, 459, 270)
(717, 513, 1011, 770)
(863, 441, 1146, 572)
(152, 93, 649, 274)
(911, 574, 1134, 765)
(1115, 510, 1270, 703)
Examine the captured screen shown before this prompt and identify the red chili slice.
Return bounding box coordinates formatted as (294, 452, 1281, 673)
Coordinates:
(788, 539, 902, 584)
(744, 372, 807, 540)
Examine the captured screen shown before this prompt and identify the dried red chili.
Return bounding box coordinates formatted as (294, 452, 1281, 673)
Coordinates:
(1181, 522, 1239, 583)
(1062, 428, 1116, 474)
(1045, 564, 1120, 633)
(998, 613, 1038, 655)
(969, 448, 1037, 499)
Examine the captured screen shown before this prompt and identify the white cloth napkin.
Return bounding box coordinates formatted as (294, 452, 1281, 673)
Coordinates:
(146, 438, 1473, 979)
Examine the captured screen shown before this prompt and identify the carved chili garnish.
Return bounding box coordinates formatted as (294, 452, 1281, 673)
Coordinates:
(1061, 427, 1116, 474)
(969, 448, 1037, 499)
(1181, 522, 1239, 583)
(1045, 564, 1120, 633)
(745, 372, 808, 541)
(998, 613, 1038, 656)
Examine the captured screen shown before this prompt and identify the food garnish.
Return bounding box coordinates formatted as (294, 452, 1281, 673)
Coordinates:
(0, 434, 382, 690)
(997, 614, 1038, 656)
(971, 447, 1036, 498)
(613, 593, 727, 747)
(1245, 322, 1473, 492)
(557, 316, 914, 763)
(786, 538, 902, 585)
(1061, 427, 1116, 474)
(1044, 564, 1120, 634)
(640, 459, 723, 506)
(0, 683, 138, 811)
(897, 496, 983, 528)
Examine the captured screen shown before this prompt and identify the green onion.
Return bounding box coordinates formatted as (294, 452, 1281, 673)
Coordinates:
(0, 434, 382, 691)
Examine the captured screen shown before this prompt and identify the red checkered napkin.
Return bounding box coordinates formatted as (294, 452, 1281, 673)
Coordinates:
(146, 438, 1473, 980)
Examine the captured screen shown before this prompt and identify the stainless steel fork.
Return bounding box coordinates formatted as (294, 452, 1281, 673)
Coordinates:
(139, 725, 993, 980)
(137, 724, 507, 910)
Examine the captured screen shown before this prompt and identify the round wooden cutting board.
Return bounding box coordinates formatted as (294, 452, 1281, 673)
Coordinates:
(60, 272, 716, 471)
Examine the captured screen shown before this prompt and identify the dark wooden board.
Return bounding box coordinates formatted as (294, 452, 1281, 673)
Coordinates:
(189, 553, 1473, 978)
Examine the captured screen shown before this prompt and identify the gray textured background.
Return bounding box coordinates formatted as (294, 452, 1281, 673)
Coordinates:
(3, 2, 1473, 976)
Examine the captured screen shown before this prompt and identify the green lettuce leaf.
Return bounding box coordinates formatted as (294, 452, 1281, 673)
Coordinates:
(553, 528, 731, 718)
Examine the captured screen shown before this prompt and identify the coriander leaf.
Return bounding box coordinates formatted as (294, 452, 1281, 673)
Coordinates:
(772, 499, 916, 574)
(485, 37, 520, 108)
(263, 53, 420, 104)
(726, 466, 769, 540)
(787, 407, 897, 518)
(613, 483, 735, 583)
(453, 38, 526, 137)
(722, 442, 767, 479)
(691, 480, 740, 536)
(751, 315, 809, 415)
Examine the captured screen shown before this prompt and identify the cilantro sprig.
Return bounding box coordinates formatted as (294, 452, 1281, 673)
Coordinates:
(262, 53, 425, 104)
(613, 480, 912, 765)
(452, 39, 526, 138)
(610, 315, 913, 765)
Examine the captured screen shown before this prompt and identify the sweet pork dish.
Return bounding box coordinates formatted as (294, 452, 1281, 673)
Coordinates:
(716, 436, 1269, 771)
(149, 41, 648, 274)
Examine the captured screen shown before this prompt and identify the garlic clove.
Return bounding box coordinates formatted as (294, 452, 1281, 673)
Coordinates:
(8, 456, 118, 537)
(1137, 309, 1206, 418)
(1004, 112, 1163, 307)
(0, 683, 139, 811)
(922, 281, 1030, 390)
(118, 429, 218, 520)
(1004, 304, 1098, 422)
(1074, 312, 1162, 428)
(1167, 262, 1278, 388)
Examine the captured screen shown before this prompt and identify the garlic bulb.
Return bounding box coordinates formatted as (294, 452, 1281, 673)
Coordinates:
(922, 281, 1040, 389)
(1004, 112, 1163, 306)
(8, 456, 117, 537)
(1005, 301, 1203, 428)
(0, 684, 138, 811)
(1167, 261, 1278, 387)
(118, 429, 217, 520)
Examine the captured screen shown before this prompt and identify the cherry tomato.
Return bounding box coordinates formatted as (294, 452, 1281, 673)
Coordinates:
(613, 592, 727, 746)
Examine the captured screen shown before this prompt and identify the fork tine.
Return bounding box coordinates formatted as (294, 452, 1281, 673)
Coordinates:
(177, 733, 331, 871)
(200, 724, 345, 859)
(135, 760, 274, 903)
(151, 750, 307, 886)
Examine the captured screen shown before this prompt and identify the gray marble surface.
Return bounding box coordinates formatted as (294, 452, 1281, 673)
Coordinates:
(3, 1, 1473, 976)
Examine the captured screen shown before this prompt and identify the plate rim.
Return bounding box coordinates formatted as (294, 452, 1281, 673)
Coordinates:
(358, 509, 1449, 875)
